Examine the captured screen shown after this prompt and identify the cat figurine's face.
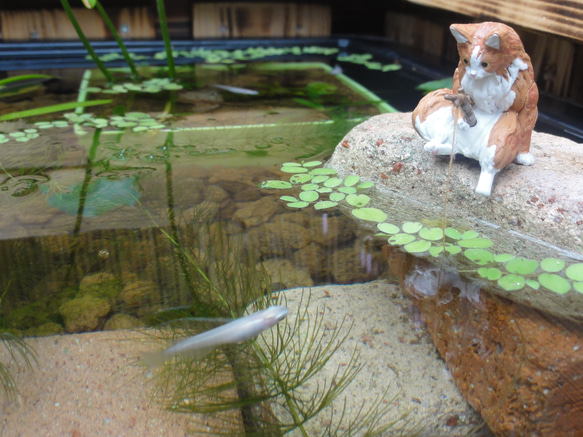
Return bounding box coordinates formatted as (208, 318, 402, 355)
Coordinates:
(450, 22, 526, 82)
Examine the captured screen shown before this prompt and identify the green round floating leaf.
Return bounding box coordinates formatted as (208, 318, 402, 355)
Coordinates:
(445, 244, 462, 255)
(310, 168, 337, 176)
(574, 282, 583, 293)
(314, 200, 337, 210)
(388, 233, 416, 245)
(280, 196, 297, 202)
(498, 274, 526, 291)
(457, 238, 494, 249)
(281, 166, 308, 173)
(404, 239, 431, 253)
(344, 175, 360, 186)
(478, 267, 502, 281)
(345, 194, 370, 208)
(377, 223, 399, 234)
(357, 181, 374, 189)
(282, 162, 302, 167)
(301, 183, 319, 191)
(323, 177, 343, 187)
(494, 253, 516, 263)
(565, 263, 583, 281)
(351, 207, 388, 223)
(299, 190, 319, 202)
(429, 246, 444, 257)
(464, 249, 494, 265)
(538, 273, 571, 294)
(505, 257, 538, 275)
(317, 187, 333, 193)
(402, 222, 422, 234)
(311, 175, 329, 184)
(419, 227, 444, 241)
(302, 160, 322, 167)
(290, 174, 313, 184)
(338, 186, 357, 194)
(287, 201, 309, 208)
(540, 258, 565, 273)
(461, 230, 480, 240)
(444, 228, 462, 240)
(329, 192, 345, 202)
(526, 279, 540, 290)
(261, 180, 292, 189)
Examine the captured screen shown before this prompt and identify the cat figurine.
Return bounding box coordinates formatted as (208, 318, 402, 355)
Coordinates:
(412, 22, 539, 196)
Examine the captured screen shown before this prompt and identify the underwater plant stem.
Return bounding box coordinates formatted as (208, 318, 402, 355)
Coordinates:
(156, 0, 176, 80)
(94, 1, 139, 82)
(59, 0, 114, 84)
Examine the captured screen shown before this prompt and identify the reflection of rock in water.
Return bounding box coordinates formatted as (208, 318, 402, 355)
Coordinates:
(404, 264, 482, 303)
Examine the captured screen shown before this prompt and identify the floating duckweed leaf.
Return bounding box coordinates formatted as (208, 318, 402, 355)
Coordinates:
(311, 175, 329, 184)
(132, 126, 149, 132)
(314, 200, 337, 210)
(419, 227, 443, 241)
(429, 246, 444, 257)
(444, 228, 462, 240)
(302, 160, 322, 167)
(526, 279, 540, 290)
(388, 233, 416, 245)
(323, 178, 343, 187)
(498, 274, 526, 291)
(287, 201, 309, 208)
(260, 180, 292, 189)
(505, 257, 538, 275)
(538, 273, 571, 294)
(377, 223, 399, 234)
(290, 174, 313, 184)
(309, 168, 337, 176)
(301, 183, 319, 191)
(357, 181, 374, 189)
(445, 244, 462, 255)
(345, 194, 370, 207)
(281, 166, 308, 173)
(457, 238, 494, 249)
(317, 187, 333, 193)
(299, 191, 319, 202)
(540, 258, 565, 273)
(464, 248, 494, 265)
(351, 207, 387, 223)
(344, 175, 360, 186)
(280, 196, 297, 202)
(574, 282, 583, 293)
(162, 83, 183, 90)
(402, 222, 423, 234)
(565, 263, 583, 281)
(478, 267, 502, 281)
(461, 230, 480, 239)
(338, 186, 357, 194)
(282, 162, 302, 167)
(404, 239, 431, 253)
(329, 192, 345, 202)
(494, 253, 516, 263)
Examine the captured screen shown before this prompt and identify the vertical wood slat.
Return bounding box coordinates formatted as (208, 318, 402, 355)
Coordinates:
(0, 9, 106, 41)
(116, 7, 155, 39)
(192, 3, 331, 39)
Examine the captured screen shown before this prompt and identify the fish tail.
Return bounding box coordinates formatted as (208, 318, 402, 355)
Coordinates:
(142, 350, 167, 367)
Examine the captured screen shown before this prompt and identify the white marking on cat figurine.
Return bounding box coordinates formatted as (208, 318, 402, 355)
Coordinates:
(412, 22, 539, 196)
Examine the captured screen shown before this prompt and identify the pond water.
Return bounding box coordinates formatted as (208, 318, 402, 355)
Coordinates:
(0, 40, 580, 436)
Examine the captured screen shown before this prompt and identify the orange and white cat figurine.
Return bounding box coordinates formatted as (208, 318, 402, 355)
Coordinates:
(412, 22, 539, 196)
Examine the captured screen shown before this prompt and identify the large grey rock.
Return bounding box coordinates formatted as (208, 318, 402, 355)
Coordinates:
(327, 112, 583, 321)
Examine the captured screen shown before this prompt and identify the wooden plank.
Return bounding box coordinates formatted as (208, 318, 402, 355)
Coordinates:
(192, 3, 330, 39)
(407, 0, 583, 42)
(0, 9, 106, 40)
(116, 7, 155, 39)
(385, 12, 445, 55)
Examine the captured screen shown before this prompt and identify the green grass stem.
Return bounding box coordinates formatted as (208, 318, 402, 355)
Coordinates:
(156, 0, 176, 80)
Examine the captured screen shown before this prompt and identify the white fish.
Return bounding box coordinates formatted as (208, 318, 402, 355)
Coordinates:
(211, 84, 259, 95)
(143, 305, 289, 367)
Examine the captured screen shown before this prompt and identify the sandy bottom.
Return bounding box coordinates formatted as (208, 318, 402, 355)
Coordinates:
(0, 280, 491, 436)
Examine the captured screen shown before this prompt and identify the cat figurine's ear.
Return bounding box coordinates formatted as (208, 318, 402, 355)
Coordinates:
(485, 34, 500, 49)
(450, 25, 469, 43)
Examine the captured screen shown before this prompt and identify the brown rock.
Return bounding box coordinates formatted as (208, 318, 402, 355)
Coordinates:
(309, 214, 355, 247)
(385, 247, 583, 436)
(59, 294, 111, 333)
(233, 196, 282, 227)
(247, 220, 311, 257)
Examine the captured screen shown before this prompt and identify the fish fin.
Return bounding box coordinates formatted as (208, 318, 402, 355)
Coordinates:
(142, 350, 167, 367)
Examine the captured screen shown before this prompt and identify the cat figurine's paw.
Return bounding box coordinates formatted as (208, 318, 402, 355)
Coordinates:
(424, 140, 453, 155)
(515, 152, 535, 166)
